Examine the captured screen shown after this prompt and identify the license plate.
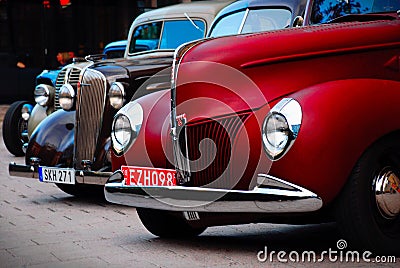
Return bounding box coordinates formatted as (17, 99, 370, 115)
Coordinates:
(121, 166, 177, 187)
(38, 166, 75, 185)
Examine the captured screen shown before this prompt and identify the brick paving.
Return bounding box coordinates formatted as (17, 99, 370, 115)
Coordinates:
(0, 105, 398, 267)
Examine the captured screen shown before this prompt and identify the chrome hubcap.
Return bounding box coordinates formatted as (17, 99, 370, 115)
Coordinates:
(374, 167, 400, 219)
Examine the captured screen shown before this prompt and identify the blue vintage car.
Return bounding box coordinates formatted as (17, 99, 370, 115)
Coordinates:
(2, 40, 128, 156)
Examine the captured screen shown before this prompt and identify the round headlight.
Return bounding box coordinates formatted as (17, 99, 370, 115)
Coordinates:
(109, 82, 125, 109)
(113, 114, 131, 152)
(112, 102, 143, 154)
(262, 113, 290, 159)
(34, 84, 50, 106)
(262, 98, 302, 161)
(21, 104, 32, 121)
(59, 84, 75, 111)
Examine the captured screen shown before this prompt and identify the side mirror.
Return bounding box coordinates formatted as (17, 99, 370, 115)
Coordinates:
(293, 16, 304, 27)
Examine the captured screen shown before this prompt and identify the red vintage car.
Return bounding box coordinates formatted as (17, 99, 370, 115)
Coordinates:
(105, 0, 400, 254)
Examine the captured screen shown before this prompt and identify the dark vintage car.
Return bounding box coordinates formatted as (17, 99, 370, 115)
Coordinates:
(2, 40, 127, 157)
(8, 0, 233, 196)
(105, 0, 400, 254)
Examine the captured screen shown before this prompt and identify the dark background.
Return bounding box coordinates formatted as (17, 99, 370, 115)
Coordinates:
(0, 0, 185, 103)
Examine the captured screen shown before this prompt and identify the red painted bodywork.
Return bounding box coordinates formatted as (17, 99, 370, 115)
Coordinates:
(112, 89, 173, 171)
(173, 17, 400, 204)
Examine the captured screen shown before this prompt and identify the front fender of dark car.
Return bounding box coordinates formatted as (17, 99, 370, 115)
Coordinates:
(25, 109, 75, 167)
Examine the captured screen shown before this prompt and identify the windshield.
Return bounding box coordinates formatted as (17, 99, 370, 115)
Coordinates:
(311, 0, 400, 24)
(209, 8, 292, 37)
(129, 19, 206, 54)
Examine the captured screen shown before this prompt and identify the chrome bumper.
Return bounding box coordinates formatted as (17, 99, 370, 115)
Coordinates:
(9, 162, 112, 185)
(104, 171, 323, 213)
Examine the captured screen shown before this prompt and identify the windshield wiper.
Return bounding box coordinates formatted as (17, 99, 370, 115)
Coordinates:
(184, 12, 204, 33)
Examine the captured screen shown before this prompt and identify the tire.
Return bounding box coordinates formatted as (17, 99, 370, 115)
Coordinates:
(335, 133, 400, 255)
(56, 184, 105, 199)
(137, 208, 206, 238)
(2, 101, 32, 156)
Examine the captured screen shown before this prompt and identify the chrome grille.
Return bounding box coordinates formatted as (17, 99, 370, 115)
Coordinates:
(54, 67, 81, 110)
(74, 69, 107, 169)
(175, 113, 249, 188)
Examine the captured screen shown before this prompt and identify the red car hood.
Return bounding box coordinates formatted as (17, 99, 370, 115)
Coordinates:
(175, 17, 400, 121)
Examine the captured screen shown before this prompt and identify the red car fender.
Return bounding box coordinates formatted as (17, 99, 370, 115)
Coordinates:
(111, 89, 172, 171)
(266, 78, 400, 204)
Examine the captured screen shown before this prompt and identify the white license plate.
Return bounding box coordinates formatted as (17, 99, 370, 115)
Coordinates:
(38, 167, 75, 184)
(121, 165, 177, 187)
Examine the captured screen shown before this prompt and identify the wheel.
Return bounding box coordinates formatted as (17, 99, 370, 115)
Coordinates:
(335, 133, 400, 255)
(56, 184, 105, 199)
(2, 101, 33, 156)
(137, 208, 206, 238)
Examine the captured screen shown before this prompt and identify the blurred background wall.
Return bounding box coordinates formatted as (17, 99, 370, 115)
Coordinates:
(0, 0, 189, 103)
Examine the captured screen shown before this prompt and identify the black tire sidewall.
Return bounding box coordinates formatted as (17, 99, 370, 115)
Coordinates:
(336, 134, 400, 255)
(2, 101, 30, 156)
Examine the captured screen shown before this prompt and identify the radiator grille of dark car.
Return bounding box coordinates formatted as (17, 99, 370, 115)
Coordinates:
(74, 69, 107, 169)
(54, 68, 81, 110)
(183, 113, 249, 188)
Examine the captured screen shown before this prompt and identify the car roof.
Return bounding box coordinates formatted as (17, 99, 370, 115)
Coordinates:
(133, 0, 235, 24)
(213, 0, 307, 18)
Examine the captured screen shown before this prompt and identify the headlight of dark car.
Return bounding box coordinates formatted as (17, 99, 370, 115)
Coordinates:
(34, 84, 55, 106)
(109, 82, 126, 109)
(262, 98, 302, 160)
(112, 102, 143, 155)
(59, 84, 75, 111)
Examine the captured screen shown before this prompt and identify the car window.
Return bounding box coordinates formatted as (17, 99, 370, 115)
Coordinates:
(129, 22, 162, 54)
(159, 20, 205, 49)
(241, 9, 292, 34)
(311, 0, 400, 24)
(129, 20, 205, 54)
(209, 8, 292, 37)
(209, 10, 246, 37)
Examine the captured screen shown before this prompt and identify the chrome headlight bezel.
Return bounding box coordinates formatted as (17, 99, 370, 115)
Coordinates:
(59, 84, 75, 111)
(109, 82, 126, 109)
(262, 98, 302, 161)
(21, 104, 33, 121)
(34, 84, 54, 106)
(111, 102, 143, 155)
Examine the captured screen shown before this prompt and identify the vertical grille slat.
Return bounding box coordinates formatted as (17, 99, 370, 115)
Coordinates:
(54, 68, 81, 110)
(184, 113, 249, 188)
(74, 69, 106, 169)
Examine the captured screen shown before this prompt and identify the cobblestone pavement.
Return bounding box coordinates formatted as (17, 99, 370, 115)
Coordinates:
(0, 105, 398, 267)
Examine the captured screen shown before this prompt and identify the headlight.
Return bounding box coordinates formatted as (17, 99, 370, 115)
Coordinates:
(34, 84, 54, 106)
(21, 104, 33, 121)
(112, 102, 143, 155)
(109, 82, 125, 109)
(262, 98, 302, 160)
(59, 84, 75, 111)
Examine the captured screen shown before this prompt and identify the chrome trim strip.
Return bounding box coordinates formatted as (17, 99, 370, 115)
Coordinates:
(75, 170, 112, 185)
(104, 171, 323, 213)
(238, 8, 250, 34)
(9, 162, 38, 179)
(8, 162, 111, 185)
